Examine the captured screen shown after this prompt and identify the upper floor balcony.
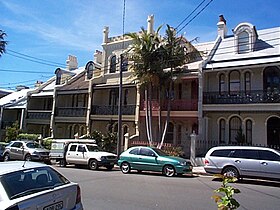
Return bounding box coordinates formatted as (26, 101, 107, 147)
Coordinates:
(56, 107, 87, 117)
(140, 99, 198, 111)
(91, 105, 136, 115)
(204, 90, 280, 104)
(27, 111, 51, 119)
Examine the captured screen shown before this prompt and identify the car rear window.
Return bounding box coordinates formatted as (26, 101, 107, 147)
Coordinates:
(210, 149, 233, 157)
(0, 166, 70, 200)
(231, 149, 259, 159)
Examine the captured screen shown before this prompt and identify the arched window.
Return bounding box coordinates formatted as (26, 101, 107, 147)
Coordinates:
(229, 116, 242, 143)
(86, 61, 94, 79)
(219, 74, 225, 95)
(244, 72, 251, 94)
(123, 126, 128, 146)
(229, 71, 240, 95)
(219, 119, 226, 144)
(245, 119, 252, 144)
(263, 66, 280, 94)
(238, 31, 249, 53)
(109, 55, 116, 73)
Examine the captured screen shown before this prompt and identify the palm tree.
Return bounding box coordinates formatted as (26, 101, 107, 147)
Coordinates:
(157, 25, 200, 148)
(0, 30, 7, 57)
(126, 26, 163, 146)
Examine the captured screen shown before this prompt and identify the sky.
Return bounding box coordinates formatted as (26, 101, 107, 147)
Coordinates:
(0, 0, 280, 91)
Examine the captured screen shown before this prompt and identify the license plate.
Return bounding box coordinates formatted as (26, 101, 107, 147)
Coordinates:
(43, 201, 63, 210)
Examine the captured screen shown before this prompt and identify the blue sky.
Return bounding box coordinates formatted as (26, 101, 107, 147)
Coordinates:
(0, 0, 280, 90)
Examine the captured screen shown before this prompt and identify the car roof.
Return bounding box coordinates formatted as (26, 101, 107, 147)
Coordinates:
(208, 146, 279, 152)
(0, 161, 48, 175)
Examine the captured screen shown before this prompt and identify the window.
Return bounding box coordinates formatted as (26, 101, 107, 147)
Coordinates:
(109, 55, 116, 73)
(229, 71, 240, 94)
(78, 145, 85, 152)
(219, 119, 226, 144)
(245, 120, 252, 144)
(244, 72, 251, 94)
(263, 66, 280, 93)
(129, 148, 139, 155)
(238, 31, 250, 53)
(259, 150, 280, 161)
(210, 149, 233, 157)
(121, 55, 128, 72)
(86, 61, 94, 79)
(219, 74, 226, 94)
(139, 148, 156, 157)
(229, 116, 242, 143)
(69, 145, 77, 151)
(231, 149, 259, 159)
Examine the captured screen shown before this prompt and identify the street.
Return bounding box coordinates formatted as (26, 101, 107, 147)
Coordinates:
(55, 166, 280, 210)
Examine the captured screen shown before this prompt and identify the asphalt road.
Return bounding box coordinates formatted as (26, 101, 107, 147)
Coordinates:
(55, 165, 280, 210)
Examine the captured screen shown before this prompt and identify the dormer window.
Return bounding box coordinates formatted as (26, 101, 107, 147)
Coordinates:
(109, 55, 116, 73)
(86, 61, 94, 79)
(55, 68, 62, 85)
(233, 23, 257, 54)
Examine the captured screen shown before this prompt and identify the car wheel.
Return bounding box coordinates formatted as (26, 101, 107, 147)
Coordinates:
(3, 153, 10, 161)
(25, 154, 32, 161)
(222, 166, 239, 179)
(106, 165, 114, 170)
(89, 159, 99, 170)
(163, 165, 176, 177)
(120, 162, 131, 174)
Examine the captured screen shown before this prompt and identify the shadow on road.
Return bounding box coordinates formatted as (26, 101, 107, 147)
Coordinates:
(212, 177, 280, 188)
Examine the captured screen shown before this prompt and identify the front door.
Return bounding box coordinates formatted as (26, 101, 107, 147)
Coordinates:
(267, 117, 280, 147)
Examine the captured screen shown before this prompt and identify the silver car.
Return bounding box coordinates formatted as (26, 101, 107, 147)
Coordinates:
(0, 161, 83, 210)
(3, 140, 49, 162)
(204, 146, 280, 180)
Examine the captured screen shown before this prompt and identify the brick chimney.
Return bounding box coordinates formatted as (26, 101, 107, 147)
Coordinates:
(217, 14, 227, 39)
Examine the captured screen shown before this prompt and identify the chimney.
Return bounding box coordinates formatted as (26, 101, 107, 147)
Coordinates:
(66, 55, 78, 70)
(103, 26, 109, 43)
(147, 15, 154, 34)
(94, 50, 102, 64)
(34, 81, 43, 88)
(217, 15, 227, 39)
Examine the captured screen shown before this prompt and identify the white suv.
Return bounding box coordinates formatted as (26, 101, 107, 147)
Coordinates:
(204, 146, 280, 180)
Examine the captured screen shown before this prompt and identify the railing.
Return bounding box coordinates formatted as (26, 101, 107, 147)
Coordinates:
(56, 107, 87, 117)
(91, 105, 136, 115)
(27, 111, 51, 119)
(140, 99, 198, 111)
(204, 90, 280, 104)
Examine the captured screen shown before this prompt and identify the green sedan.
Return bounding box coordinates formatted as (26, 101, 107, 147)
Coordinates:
(118, 146, 193, 177)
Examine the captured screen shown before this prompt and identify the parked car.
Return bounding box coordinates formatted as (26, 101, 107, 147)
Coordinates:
(0, 161, 83, 210)
(204, 146, 280, 180)
(0, 142, 8, 161)
(3, 140, 50, 163)
(118, 146, 193, 177)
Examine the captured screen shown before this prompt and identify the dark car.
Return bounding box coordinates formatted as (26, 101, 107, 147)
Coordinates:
(0, 142, 8, 161)
(118, 146, 193, 177)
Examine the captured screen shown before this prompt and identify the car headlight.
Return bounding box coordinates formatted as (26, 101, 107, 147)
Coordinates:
(179, 161, 186, 166)
(101, 156, 106, 160)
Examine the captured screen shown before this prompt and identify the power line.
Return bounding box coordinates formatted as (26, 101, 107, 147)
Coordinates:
(0, 68, 53, 74)
(175, 0, 208, 30)
(177, 0, 214, 34)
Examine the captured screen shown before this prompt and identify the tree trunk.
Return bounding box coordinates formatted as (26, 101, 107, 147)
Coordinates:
(144, 88, 152, 145)
(148, 83, 153, 144)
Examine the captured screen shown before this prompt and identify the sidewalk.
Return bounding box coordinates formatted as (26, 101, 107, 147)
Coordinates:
(192, 166, 208, 175)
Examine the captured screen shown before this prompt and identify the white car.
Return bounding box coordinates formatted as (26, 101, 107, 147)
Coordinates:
(0, 161, 83, 210)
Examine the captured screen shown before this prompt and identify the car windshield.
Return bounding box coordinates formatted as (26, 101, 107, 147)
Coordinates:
(26, 142, 43, 149)
(152, 148, 169, 156)
(86, 144, 102, 152)
(0, 166, 70, 200)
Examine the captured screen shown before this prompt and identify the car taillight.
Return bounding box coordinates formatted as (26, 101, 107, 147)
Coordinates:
(204, 159, 209, 165)
(76, 185, 82, 204)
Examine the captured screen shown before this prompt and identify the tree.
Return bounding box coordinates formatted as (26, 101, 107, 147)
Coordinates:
(127, 26, 163, 146)
(0, 30, 7, 57)
(5, 121, 22, 142)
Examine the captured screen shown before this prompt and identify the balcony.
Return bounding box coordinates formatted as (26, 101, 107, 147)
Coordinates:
(140, 99, 198, 111)
(27, 111, 51, 119)
(91, 105, 136, 115)
(56, 107, 87, 117)
(204, 90, 280, 104)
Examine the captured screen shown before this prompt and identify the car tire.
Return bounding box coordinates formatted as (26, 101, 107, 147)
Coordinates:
(222, 166, 239, 179)
(89, 159, 99, 170)
(106, 165, 114, 170)
(120, 162, 131, 174)
(3, 153, 10, 161)
(163, 165, 176, 177)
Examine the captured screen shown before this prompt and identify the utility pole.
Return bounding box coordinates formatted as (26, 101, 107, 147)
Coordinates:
(117, 54, 123, 156)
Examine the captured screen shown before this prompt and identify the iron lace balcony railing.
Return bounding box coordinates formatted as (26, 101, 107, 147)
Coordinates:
(91, 105, 136, 115)
(56, 107, 87, 117)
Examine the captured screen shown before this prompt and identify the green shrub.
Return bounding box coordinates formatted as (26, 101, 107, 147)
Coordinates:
(162, 146, 183, 157)
(17, 133, 39, 140)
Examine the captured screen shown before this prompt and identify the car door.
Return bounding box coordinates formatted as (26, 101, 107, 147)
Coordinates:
(66, 144, 77, 164)
(10, 142, 24, 160)
(75, 144, 88, 165)
(136, 148, 159, 171)
(258, 150, 280, 179)
(231, 149, 261, 177)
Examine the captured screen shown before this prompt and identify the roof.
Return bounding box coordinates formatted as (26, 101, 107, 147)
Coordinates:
(0, 161, 48, 175)
(0, 88, 33, 108)
(204, 26, 280, 70)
